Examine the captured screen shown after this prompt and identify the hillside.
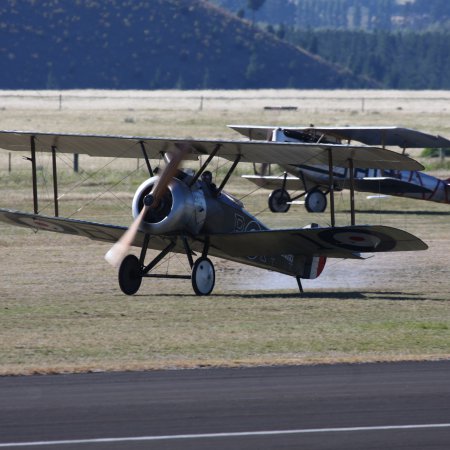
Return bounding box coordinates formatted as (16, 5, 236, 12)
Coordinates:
(0, 0, 372, 90)
(213, 0, 450, 90)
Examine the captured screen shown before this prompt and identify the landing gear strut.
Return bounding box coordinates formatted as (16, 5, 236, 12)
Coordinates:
(117, 236, 216, 296)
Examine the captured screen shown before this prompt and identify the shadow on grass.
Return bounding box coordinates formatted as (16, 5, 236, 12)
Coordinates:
(131, 291, 429, 301)
(219, 291, 429, 301)
(350, 209, 450, 216)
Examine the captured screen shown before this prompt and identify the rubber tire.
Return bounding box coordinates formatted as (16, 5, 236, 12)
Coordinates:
(192, 257, 215, 296)
(118, 255, 142, 295)
(305, 188, 327, 213)
(268, 188, 291, 213)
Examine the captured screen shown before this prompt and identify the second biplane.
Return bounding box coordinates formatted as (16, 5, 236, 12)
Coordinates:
(233, 125, 450, 213)
(0, 130, 428, 295)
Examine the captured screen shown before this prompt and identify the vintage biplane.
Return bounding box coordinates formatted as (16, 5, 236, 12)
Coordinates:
(232, 125, 450, 213)
(0, 130, 428, 296)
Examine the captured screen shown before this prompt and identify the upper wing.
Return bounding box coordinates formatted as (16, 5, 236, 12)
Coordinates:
(0, 130, 423, 170)
(229, 125, 450, 149)
(208, 225, 428, 258)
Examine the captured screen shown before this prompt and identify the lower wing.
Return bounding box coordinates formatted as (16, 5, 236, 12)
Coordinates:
(208, 225, 428, 258)
(0, 209, 427, 262)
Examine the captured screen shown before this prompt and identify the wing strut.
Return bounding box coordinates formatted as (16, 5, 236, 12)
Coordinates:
(189, 143, 221, 187)
(139, 141, 153, 177)
(51, 145, 59, 217)
(218, 154, 241, 193)
(327, 149, 336, 227)
(27, 137, 60, 216)
(30, 136, 38, 214)
(349, 158, 356, 226)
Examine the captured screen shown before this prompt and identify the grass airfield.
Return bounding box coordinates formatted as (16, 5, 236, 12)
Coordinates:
(0, 90, 449, 375)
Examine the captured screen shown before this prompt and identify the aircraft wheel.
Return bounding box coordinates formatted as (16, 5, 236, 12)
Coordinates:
(305, 188, 327, 213)
(192, 257, 215, 296)
(118, 255, 142, 295)
(268, 188, 291, 213)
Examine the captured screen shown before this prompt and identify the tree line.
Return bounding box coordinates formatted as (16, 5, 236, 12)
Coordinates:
(288, 29, 450, 89)
(212, 0, 450, 31)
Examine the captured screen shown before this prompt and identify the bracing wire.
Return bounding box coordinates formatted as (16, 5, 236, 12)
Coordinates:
(36, 138, 155, 218)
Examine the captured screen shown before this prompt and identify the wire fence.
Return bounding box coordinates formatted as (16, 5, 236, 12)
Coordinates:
(1, 90, 450, 112)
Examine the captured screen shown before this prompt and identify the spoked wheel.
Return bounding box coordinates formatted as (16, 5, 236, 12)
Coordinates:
(305, 188, 327, 213)
(268, 188, 291, 213)
(192, 257, 215, 296)
(118, 254, 143, 295)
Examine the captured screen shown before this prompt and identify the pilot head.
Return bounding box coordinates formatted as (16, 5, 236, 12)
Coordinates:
(202, 170, 213, 184)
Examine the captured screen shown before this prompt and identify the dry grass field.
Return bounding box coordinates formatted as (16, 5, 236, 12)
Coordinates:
(0, 90, 449, 375)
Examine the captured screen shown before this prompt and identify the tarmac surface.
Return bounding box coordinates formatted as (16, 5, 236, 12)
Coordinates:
(1, 361, 449, 449)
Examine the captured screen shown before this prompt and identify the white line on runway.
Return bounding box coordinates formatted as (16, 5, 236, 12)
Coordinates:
(1, 423, 450, 447)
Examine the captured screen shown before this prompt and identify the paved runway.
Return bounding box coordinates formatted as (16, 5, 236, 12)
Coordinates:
(1, 361, 449, 449)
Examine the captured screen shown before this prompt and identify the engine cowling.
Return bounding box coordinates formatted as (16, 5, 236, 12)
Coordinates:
(132, 176, 207, 235)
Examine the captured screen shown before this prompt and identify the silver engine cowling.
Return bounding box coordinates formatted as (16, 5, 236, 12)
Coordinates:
(132, 176, 207, 235)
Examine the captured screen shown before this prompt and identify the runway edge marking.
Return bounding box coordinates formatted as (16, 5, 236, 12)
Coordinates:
(1, 423, 450, 447)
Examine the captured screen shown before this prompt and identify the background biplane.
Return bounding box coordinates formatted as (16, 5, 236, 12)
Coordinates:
(0, 130, 428, 295)
(232, 125, 450, 213)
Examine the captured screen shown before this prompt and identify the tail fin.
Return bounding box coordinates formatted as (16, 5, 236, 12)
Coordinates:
(299, 223, 326, 279)
(300, 255, 327, 279)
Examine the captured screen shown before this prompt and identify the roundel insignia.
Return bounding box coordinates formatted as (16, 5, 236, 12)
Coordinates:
(318, 228, 396, 252)
(19, 217, 66, 233)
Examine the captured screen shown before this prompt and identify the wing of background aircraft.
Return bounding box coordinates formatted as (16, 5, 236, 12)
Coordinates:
(229, 125, 450, 149)
(0, 130, 424, 170)
(241, 174, 305, 191)
(242, 174, 434, 195)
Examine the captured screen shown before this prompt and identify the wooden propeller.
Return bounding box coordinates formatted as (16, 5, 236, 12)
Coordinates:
(105, 143, 189, 268)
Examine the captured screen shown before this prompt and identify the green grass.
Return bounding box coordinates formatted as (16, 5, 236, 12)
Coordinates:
(0, 92, 449, 374)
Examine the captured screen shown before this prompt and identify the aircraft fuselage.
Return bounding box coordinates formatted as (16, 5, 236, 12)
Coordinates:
(289, 164, 450, 204)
